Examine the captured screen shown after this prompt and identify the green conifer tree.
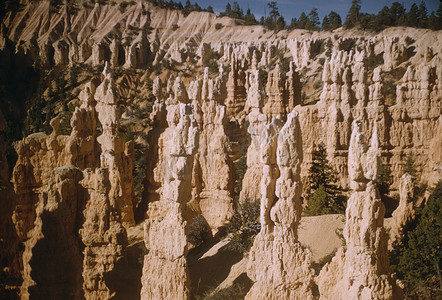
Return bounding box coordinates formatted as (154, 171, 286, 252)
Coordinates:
(322, 16, 331, 31)
(306, 143, 345, 215)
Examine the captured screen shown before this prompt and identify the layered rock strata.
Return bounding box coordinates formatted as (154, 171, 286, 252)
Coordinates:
(297, 49, 441, 189)
(3, 1, 441, 189)
(316, 120, 403, 299)
(246, 110, 315, 300)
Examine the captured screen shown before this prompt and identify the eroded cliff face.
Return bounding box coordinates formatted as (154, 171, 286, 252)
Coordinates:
(3, 1, 441, 190)
(246, 110, 315, 300)
(316, 120, 403, 299)
(1, 1, 441, 299)
(9, 68, 131, 299)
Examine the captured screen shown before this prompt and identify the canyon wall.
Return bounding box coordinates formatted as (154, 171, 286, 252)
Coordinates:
(1, 1, 441, 299)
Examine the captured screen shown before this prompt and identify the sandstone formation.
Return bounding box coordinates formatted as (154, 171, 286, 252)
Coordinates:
(141, 103, 198, 300)
(316, 120, 402, 299)
(388, 173, 415, 248)
(146, 69, 235, 234)
(21, 166, 84, 299)
(10, 71, 132, 298)
(240, 70, 267, 203)
(1, 1, 441, 299)
(198, 79, 235, 232)
(246, 110, 315, 300)
(3, 1, 441, 190)
(96, 63, 135, 227)
(80, 168, 127, 300)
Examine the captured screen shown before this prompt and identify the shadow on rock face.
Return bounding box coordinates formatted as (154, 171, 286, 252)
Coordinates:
(188, 238, 246, 298)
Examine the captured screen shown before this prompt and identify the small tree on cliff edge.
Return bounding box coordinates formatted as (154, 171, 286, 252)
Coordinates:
(305, 143, 345, 215)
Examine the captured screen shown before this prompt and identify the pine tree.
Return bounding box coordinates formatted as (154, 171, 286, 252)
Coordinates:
(377, 163, 392, 197)
(306, 143, 345, 215)
(244, 8, 256, 25)
(417, 1, 428, 28)
(277, 16, 286, 30)
(308, 144, 337, 191)
(305, 185, 333, 216)
(192, 2, 201, 12)
(328, 11, 342, 29)
(388, 2, 405, 26)
(405, 3, 419, 27)
(183, 0, 191, 15)
(344, 0, 361, 29)
(231, 1, 243, 19)
(289, 17, 298, 29)
(268, 1, 280, 31)
(428, 12, 441, 30)
(322, 16, 331, 31)
(403, 153, 417, 178)
(298, 12, 308, 29)
(306, 8, 319, 31)
(224, 3, 232, 16)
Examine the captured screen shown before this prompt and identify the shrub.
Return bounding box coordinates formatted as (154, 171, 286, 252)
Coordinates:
(225, 199, 261, 253)
(234, 138, 248, 198)
(207, 282, 249, 299)
(215, 23, 223, 30)
(305, 185, 333, 216)
(188, 215, 212, 247)
(366, 52, 384, 71)
(119, 2, 129, 12)
(405, 36, 415, 45)
(403, 153, 417, 178)
(203, 49, 221, 74)
(377, 163, 392, 197)
(172, 24, 179, 31)
(325, 39, 333, 59)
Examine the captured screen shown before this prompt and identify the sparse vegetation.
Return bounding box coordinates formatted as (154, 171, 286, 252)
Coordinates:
(206, 282, 249, 299)
(225, 199, 261, 253)
(405, 36, 415, 45)
(390, 181, 442, 298)
(203, 49, 222, 74)
(346, 0, 442, 31)
(403, 153, 417, 178)
(366, 52, 384, 71)
(377, 163, 392, 197)
(188, 215, 212, 247)
(234, 136, 248, 199)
